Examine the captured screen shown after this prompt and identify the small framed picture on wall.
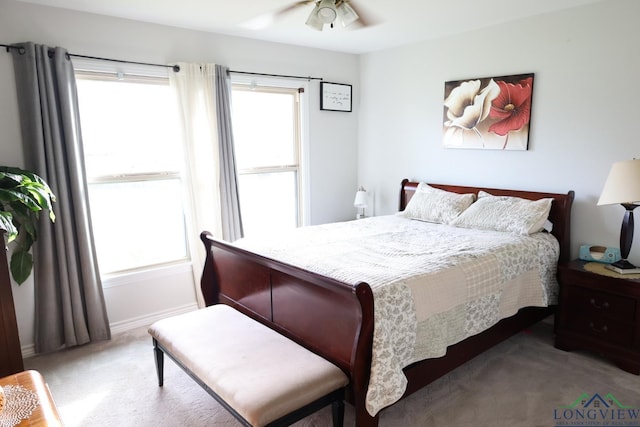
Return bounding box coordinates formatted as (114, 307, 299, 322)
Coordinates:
(320, 82, 352, 112)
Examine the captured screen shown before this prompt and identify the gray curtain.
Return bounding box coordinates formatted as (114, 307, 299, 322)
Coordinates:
(11, 42, 110, 353)
(215, 65, 244, 241)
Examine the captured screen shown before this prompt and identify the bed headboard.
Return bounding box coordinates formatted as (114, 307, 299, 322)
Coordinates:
(399, 179, 575, 263)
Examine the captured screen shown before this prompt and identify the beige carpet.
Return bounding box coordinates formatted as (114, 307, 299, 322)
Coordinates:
(24, 318, 640, 426)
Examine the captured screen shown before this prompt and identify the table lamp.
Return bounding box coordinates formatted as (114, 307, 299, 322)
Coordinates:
(597, 159, 640, 273)
(354, 186, 367, 219)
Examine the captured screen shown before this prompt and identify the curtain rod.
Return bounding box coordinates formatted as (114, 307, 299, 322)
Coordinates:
(69, 53, 181, 72)
(1, 43, 180, 72)
(229, 70, 323, 81)
(1, 43, 322, 81)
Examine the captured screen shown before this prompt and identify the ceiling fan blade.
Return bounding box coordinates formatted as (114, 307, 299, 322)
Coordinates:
(275, 0, 317, 17)
(242, 0, 316, 29)
(344, 0, 380, 28)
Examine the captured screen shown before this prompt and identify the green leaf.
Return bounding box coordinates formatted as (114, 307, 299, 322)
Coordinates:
(0, 188, 23, 203)
(0, 171, 24, 188)
(8, 205, 37, 242)
(0, 211, 17, 241)
(13, 230, 34, 254)
(10, 249, 33, 285)
(0, 166, 56, 285)
(25, 183, 56, 208)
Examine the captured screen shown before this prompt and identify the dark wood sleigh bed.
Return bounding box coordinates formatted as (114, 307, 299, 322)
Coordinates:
(199, 179, 575, 426)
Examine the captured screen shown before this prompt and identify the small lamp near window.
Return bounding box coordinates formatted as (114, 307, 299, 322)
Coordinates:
(354, 186, 368, 219)
(597, 159, 640, 273)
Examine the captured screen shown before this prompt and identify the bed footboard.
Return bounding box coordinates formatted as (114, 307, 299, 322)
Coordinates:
(200, 231, 377, 425)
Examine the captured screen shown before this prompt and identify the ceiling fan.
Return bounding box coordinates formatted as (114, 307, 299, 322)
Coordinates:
(244, 0, 375, 31)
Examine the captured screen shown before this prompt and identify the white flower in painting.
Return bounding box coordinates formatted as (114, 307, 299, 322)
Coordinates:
(444, 79, 500, 144)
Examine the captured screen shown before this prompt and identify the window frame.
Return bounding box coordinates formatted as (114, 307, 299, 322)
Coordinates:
(74, 63, 194, 283)
(230, 76, 310, 228)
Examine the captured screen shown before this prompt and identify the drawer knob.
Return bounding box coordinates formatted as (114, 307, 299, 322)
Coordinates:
(589, 321, 608, 334)
(589, 298, 610, 310)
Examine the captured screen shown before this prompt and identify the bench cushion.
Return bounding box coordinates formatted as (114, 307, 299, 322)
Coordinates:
(148, 304, 349, 426)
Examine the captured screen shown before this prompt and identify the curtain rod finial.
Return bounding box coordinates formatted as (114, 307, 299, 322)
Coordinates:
(172, 64, 180, 72)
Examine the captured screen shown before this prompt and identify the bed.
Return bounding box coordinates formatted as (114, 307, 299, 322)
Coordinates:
(199, 179, 575, 426)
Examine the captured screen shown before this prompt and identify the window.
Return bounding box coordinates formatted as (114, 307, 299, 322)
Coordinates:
(231, 85, 304, 237)
(75, 72, 189, 275)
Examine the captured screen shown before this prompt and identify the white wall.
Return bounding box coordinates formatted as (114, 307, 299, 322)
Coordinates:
(358, 0, 640, 263)
(0, 0, 359, 352)
(4, 0, 637, 355)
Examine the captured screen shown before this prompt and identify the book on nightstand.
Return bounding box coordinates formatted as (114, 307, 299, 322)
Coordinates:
(605, 263, 640, 275)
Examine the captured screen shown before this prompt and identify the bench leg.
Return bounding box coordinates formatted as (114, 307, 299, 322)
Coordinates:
(152, 338, 164, 387)
(331, 399, 345, 427)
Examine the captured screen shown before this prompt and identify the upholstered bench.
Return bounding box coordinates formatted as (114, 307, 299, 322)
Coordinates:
(148, 304, 349, 427)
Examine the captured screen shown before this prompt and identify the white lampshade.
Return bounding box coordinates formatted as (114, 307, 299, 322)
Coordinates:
(354, 187, 368, 208)
(598, 159, 640, 206)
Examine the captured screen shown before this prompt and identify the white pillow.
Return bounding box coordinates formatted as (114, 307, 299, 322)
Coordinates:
(398, 183, 475, 224)
(450, 190, 553, 235)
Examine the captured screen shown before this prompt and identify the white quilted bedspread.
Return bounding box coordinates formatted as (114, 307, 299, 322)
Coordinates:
(233, 215, 559, 416)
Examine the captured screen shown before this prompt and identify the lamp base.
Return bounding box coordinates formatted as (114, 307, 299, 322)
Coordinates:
(605, 259, 640, 275)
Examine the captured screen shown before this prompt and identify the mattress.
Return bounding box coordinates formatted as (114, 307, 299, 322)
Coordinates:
(233, 215, 560, 415)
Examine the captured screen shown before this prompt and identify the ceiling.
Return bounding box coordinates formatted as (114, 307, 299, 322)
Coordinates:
(18, 0, 604, 54)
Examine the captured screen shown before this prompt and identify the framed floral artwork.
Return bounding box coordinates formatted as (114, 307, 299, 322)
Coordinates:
(442, 73, 534, 150)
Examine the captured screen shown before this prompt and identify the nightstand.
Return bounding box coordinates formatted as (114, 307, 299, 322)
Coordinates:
(555, 260, 640, 374)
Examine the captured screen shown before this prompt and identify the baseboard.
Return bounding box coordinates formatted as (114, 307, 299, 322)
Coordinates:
(21, 343, 36, 359)
(21, 302, 199, 358)
(108, 303, 199, 335)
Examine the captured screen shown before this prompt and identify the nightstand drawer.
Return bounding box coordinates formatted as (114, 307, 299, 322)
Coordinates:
(564, 285, 636, 322)
(556, 260, 640, 374)
(565, 314, 634, 347)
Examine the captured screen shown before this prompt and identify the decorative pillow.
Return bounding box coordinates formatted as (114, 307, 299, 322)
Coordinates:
(398, 183, 475, 224)
(450, 191, 553, 235)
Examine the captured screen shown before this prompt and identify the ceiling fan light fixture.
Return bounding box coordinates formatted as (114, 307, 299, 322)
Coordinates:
(316, 0, 337, 24)
(337, 2, 359, 27)
(305, 5, 325, 31)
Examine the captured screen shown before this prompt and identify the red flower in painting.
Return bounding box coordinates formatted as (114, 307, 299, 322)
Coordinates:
(488, 77, 533, 136)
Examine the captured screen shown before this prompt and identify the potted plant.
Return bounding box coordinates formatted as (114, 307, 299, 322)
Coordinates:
(0, 166, 56, 284)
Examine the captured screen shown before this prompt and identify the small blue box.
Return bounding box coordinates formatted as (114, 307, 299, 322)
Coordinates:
(578, 244, 621, 264)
